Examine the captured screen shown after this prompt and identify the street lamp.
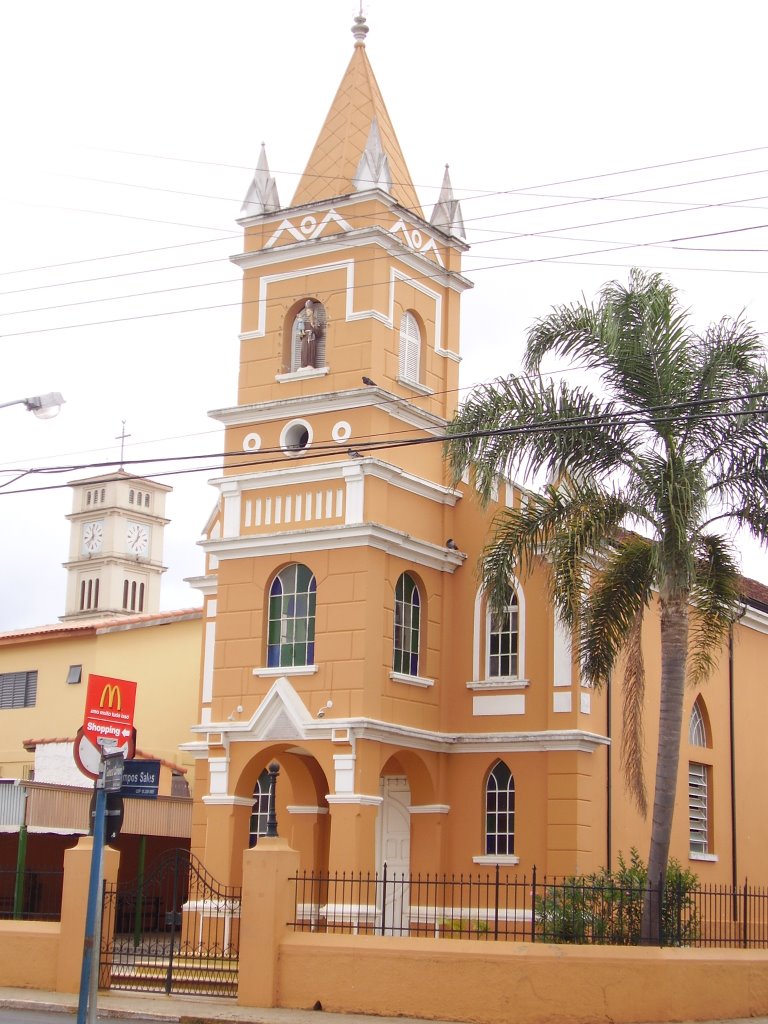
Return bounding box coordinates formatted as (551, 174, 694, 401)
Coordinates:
(0, 392, 65, 420)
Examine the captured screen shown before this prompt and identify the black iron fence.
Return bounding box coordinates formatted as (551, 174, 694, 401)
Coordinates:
(290, 865, 768, 948)
(0, 866, 64, 921)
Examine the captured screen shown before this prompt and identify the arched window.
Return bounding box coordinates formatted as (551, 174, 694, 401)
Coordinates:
(100, 488, 106, 503)
(393, 572, 421, 676)
(689, 698, 708, 747)
(130, 581, 137, 611)
(93, 578, 99, 609)
(485, 760, 515, 855)
(398, 311, 421, 383)
(249, 769, 272, 847)
(122, 580, 129, 609)
(144, 493, 150, 508)
(129, 490, 135, 505)
(487, 588, 519, 678)
(267, 564, 317, 668)
(138, 582, 145, 612)
(290, 300, 327, 372)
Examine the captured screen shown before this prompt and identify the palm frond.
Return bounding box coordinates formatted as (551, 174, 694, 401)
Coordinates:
(445, 375, 642, 501)
(480, 483, 633, 627)
(620, 610, 648, 817)
(580, 536, 657, 687)
(687, 534, 743, 686)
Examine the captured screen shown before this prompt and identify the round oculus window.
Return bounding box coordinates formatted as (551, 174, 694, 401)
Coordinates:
(280, 418, 313, 455)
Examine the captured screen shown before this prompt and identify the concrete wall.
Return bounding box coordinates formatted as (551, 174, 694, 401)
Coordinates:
(276, 932, 768, 1024)
(0, 921, 59, 989)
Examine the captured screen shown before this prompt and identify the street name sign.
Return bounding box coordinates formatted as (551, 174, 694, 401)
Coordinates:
(120, 759, 161, 799)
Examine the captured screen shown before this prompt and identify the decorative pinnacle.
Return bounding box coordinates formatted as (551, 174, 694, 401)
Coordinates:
(351, 12, 369, 46)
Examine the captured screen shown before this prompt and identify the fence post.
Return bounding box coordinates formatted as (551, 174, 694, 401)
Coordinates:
(657, 872, 664, 948)
(380, 863, 388, 937)
(238, 837, 300, 1009)
(530, 865, 537, 943)
(493, 863, 499, 941)
(675, 872, 682, 946)
(742, 879, 748, 949)
(56, 837, 120, 994)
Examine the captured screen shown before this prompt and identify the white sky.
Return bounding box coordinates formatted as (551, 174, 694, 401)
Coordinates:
(1, 0, 768, 629)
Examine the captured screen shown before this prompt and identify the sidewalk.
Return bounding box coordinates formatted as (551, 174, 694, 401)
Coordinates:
(0, 986, 457, 1023)
(0, 988, 765, 1024)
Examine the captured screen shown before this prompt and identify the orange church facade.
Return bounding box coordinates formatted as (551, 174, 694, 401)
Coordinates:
(184, 16, 768, 892)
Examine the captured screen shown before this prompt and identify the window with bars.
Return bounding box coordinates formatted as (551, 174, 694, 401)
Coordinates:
(487, 589, 519, 678)
(689, 761, 709, 854)
(689, 699, 708, 747)
(0, 671, 38, 709)
(398, 311, 421, 383)
(249, 769, 272, 847)
(393, 572, 421, 676)
(485, 760, 515, 855)
(267, 564, 317, 668)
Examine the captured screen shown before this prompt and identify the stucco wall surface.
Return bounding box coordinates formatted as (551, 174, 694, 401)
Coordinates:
(277, 933, 768, 1024)
(0, 921, 59, 990)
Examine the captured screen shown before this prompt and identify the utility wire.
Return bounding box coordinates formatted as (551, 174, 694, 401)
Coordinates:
(3, 389, 766, 495)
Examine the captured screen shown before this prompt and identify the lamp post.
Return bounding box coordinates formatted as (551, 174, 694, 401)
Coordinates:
(0, 392, 65, 420)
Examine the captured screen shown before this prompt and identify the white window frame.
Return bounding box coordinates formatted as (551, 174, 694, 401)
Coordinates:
(470, 581, 526, 685)
(688, 761, 709, 855)
(398, 311, 421, 383)
(689, 699, 707, 747)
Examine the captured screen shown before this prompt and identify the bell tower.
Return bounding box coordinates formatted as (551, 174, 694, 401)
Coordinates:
(191, 14, 472, 879)
(61, 472, 170, 620)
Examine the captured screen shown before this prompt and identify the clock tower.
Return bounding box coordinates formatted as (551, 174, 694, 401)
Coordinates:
(61, 472, 171, 620)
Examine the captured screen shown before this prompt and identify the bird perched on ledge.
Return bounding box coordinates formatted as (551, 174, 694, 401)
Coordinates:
(348, 448, 363, 459)
(446, 538, 459, 550)
(362, 376, 376, 386)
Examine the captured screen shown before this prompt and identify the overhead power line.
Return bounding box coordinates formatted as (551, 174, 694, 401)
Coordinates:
(2, 389, 766, 496)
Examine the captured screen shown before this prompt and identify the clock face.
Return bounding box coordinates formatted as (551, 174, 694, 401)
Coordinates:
(126, 522, 149, 555)
(81, 521, 103, 555)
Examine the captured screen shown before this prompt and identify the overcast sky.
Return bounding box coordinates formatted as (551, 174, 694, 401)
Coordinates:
(1, 0, 767, 630)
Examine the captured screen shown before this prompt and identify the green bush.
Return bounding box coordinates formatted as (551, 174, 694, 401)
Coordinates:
(534, 849, 699, 945)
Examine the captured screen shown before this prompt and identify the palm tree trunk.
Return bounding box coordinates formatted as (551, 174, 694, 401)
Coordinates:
(642, 595, 689, 943)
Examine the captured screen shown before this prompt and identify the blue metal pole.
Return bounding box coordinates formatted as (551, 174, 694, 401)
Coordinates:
(77, 782, 106, 1024)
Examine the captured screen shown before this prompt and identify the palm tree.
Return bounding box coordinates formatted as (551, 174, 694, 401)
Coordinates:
(446, 270, 768, 941)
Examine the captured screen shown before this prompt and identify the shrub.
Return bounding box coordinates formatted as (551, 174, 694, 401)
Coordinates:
(534, 849, 699, 945)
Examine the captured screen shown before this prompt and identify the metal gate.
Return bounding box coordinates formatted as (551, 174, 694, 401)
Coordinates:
(100, 848, 241, 997)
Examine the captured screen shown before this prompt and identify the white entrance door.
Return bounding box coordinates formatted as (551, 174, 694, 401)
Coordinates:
(378, 776, 410, 935)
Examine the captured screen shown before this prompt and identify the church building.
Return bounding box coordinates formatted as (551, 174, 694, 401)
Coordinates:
(185, 14, 768, 891)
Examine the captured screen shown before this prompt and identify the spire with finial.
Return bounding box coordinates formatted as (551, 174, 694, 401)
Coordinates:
(430, 164, 466, 239)
(241, 143, 281, 216)
(351, 6, 369, 46)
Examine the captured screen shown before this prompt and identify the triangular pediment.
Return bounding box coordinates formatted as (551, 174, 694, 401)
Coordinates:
(244, 676, 312, 741)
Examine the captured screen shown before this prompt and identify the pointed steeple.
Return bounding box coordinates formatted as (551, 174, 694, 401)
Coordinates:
(241, 143, 281, 215)
(430, 164, 466, 239)
(291, 15, 422, 215)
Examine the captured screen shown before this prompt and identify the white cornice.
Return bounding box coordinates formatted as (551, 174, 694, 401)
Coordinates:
(742, 604, 768, 635)
(235, 189, 470, 254)
(206, 458, 461, 508)
(340, 718, 609, 754)
(185, 574, 217, 596)
(209, 386, 447, 433)
(189, 713, 608, 755)
(230, 225, 472, 293)
(200, 522, 465, 574)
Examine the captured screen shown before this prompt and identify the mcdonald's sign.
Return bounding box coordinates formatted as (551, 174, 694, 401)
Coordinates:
(79, 674, 137, 771)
